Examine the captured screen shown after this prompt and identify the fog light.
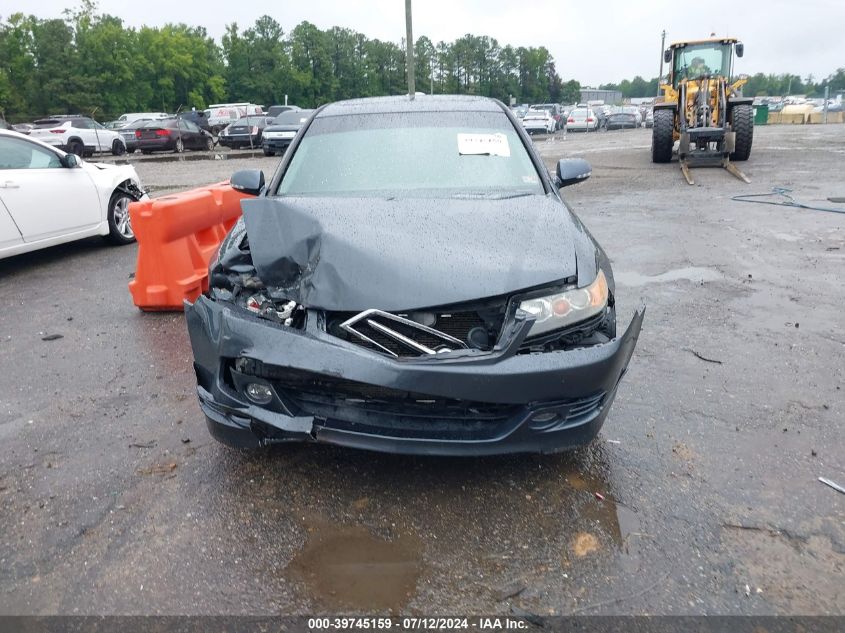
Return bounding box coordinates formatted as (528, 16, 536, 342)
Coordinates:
(532, 411, 558, 423)
(245, 382, 273, 405)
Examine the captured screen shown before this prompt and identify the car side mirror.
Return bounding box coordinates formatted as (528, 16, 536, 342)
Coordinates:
(230, 169, 265, 196)
(61, 154, 80, 168)
(664, 49, 672, 64)
(555, 159, 591, 188)
(735, 43, 744, 58)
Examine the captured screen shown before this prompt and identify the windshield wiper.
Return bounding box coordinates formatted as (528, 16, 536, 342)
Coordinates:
(450, 191, 536, 200)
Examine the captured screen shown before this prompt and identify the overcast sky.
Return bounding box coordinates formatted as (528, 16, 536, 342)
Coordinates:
(3, 0, 843, 85)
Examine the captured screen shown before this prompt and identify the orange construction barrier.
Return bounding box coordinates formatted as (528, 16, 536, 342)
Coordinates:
(128, 182, 247, 311)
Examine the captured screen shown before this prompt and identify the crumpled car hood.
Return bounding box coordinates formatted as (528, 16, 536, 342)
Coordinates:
(240, 194, 594, 312)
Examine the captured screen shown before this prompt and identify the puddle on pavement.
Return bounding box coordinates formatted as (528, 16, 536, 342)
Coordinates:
(565, 470, 641, 550)
(615, 266, 723, 287)
(288, 521, 423, 611)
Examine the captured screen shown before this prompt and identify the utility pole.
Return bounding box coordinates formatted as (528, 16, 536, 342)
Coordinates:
(430, 56, 434, 95)
(657, 29, 666, 97)
(824, 85, 829, 124)
(405, 0, 415, 99)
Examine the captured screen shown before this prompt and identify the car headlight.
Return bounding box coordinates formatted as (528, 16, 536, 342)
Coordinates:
(519, 270, 609, 337)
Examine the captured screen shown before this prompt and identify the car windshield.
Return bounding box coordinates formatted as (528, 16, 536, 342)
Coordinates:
(674, 42, 731, 84)
(272, 111, 312, 125)
(570, 109, 589, 119)
(524, 111, 547, 120)
(277, 111, 544, 199)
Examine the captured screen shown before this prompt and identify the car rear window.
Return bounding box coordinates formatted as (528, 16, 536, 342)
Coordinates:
(140, 119, 177, 129)
(33, 120, 66, 128)
(124, 120, 151, 129)
(277, 110, 544, 199)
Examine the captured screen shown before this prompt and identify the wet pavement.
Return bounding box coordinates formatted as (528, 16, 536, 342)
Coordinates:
(0, 125, 843, 615)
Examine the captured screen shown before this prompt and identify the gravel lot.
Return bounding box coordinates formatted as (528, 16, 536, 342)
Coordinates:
(0, 125, 843, 616)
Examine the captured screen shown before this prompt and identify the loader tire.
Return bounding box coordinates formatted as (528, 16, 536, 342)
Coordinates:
(730, 104, 753, 161)
(651, 109, 674, 163)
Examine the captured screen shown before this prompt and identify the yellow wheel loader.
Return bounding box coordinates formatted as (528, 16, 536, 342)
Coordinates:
(652, 37, 753, 184)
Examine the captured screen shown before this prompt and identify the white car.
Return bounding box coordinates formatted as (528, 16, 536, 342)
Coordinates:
(29, 116, 127, 157)
(565, 108, 600, 132)
(521, 109, 557, 135)
(206, 103, 264, 134)
(0, 129, 146, 259)
(114, 112, 169, 127)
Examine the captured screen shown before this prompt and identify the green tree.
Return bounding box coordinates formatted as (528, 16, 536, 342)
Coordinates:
(0, 4, 589, 118)
(0, 13, 36, 117)
(560, 79, 581, 105)
(289, 21, 334, 106)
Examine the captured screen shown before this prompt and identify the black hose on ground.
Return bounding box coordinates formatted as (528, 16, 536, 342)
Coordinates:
(732, 187, 845, 214)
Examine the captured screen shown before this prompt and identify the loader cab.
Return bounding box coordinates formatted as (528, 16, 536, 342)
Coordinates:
(665, 39, 742, 87)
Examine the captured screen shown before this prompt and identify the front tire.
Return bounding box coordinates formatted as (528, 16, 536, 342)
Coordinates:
(112, 139, 126, 156)
(652, 109, 675, 163)
(68, 140, 84, 157)
(205, 136, 215, 151)
(105, 190, 135, 245)
(174, 137, 184, 153)
(729, 104, 753, 161)
(263, 148, 275, 156)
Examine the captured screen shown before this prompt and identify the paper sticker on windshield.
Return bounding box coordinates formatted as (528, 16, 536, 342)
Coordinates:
(457, 133, 511, 157)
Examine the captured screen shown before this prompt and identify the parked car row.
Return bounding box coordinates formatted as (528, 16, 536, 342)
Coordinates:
(7, 102, 308, 156)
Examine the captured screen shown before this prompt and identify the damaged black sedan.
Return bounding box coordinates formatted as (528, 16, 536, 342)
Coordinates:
(186, 95, 644, 455)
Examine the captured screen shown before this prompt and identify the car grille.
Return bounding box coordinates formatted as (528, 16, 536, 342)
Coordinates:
(329, 308, 500, 358)
(236, 362, 522, 439)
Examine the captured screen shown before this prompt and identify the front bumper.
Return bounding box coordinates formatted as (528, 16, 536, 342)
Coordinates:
(262, 138, 293, 152)
(219, 135, 261, 148)
(185, 296, 644, 455)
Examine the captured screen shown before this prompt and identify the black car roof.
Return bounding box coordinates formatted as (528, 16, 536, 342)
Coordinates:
(316, 95, 505, 118)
